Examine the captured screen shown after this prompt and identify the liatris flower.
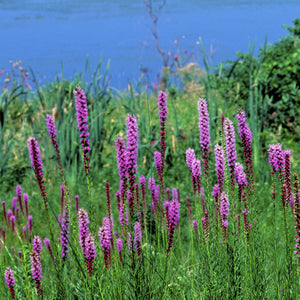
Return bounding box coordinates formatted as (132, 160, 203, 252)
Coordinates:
(27, 137, 47, 206)
(157, 91, 168, 173)
(212, 184, 220, 222)
(115, 136, 127, 181)
(30, 249, 42, 296)
(235, 109, 254, 194)
(23, 193, 29, 217)
(134, 222, 142, 257)
(242, 210, 250, 241)
(28, 215, 33, 235)
(2, 201, 7, 225)
(166, 199, 180, 252)
(135, 183, 142, 229)
(32, 236, 42, 255)
(198, 98, 210, 179)
(10, 216, 15, 234)
(15, 208, 19, 223)
(60, 209, 70, 261)
(116, 237, 123, 264)
(126, 114, 139, 219)
(85, 234, 97, 276)
(103, 216, 113, 248)
(78, 208, 90, 255)
(186, 148, 196, 193)
(268, 143, 284, 173)
(292, 174, 300, 258)
(235, 162, 248, 208)
(220, 192, 229, 241)
(44, 238, 55, 262)
(45, 114, 65, 182)
(5, 267, 15, 299)
(224, 118, 237, 191)
(75, 195, 79, 214)
(118, 199, 128, 228)
(283, 150, 292, 207)
(73, 86, 91, 175)
(98, 225, 111, 269)
(215, 144, 225, 192)
(201, 210, 209, 241)
(12, 197, 17, 216)
(2, 228, 5, 244)
(172, 188, 178, 201)
(192, 158, 201, 194)
(16, 185, 23, 214)
(154, 151, 162, 180)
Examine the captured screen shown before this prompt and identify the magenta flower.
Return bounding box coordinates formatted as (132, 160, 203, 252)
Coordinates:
(85, 234, 97, 276)
(198, 98, 210, 178)
(115, 136, 127, 181)
(16, 185, 23, 214)
(201, 210, 209, 241)
(192, 158, 201, 194)
(78, 208, 90, 255)
(98, 224, 111, 269)
(30, 250, 42, 296)
(134, 222, 142, 257)
(224, 118, 237, 190)
(73, 86, 91, 175)
(220, 192, 229, 240)
(154, 151, 162, 180)
(28, 215, 33, 235)
(44, 238, 55, 262)
(32, 236, 42, 255)
(268, 143, 284, 173)
(235, 163, 247, 188)
(45, 114, 56, 137)
(2, 201, 7, 225)
(27, 137, 47, 204)
(215, 144, 225, 192)
(60, 209, 70, 261)
(4, 267, 15, 299)
(236, 109, 254, 192)
(126, 114, 139, 219)
(165, 199, 180, 252)
(284, 150, 292, 207)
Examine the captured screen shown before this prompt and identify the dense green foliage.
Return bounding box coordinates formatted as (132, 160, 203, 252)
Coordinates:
(215, 18, 300, 137)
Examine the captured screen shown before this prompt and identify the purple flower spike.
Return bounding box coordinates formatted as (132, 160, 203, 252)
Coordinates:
(27, 137, 47, 204)
(268, 143, 284, 173)
(166, 199, 180, 252)
(74, 86, 91, 175)
(44, 238, 55, 262)
(98, 225, 111, 269)
(5, 267, 15, 300)
(85, 234, 97, 276)
(235, 163, 247, 188)
(224, 118, 237, 190)
(12, 197, 17, 215)
(16, 185, 23, 214)
(154, 151, 162, 179)
(60, 209, 70, 261)
(45, 114, 57, 138)
(78, 208, 90, 255)
(220, 192, 229, 241)
(215, 144, 225, 192)
(134, 222, 142, 257)
(115, 136, 127, 181)
(32, 236, 42, 255)
(186, 148, 196, 171)
(117, 237, 123, 264)
(198, 98, 210, 178)
(2, 201, 7, 225)
(157, 91, 168, 162)
(10, 216, 15, 234)
(30, 249, 42, 296)
(192, 158, 201, 194)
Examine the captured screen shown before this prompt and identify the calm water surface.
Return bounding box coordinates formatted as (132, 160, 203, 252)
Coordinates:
(0, 0, 299, 88)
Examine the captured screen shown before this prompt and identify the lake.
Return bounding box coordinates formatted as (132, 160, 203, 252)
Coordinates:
(1, 0, 300, 89)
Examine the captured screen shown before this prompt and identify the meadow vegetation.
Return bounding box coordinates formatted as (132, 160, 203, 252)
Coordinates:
(0, 19, 300, 299)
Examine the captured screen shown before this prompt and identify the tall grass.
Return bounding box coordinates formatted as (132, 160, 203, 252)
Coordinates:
(1, 81, 300, 299)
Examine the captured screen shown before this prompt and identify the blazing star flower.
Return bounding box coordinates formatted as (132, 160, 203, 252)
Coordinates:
(74, 86, 91, 175)
(134, 222, 142, 257)
(16, 185, 23, 214)
(85, 234, 97, 276)
(78, 208, 90, 255)
(5, 267, 15, 299)
(268, 143, 284, 173)
(154, 151, 162, 179)
(215, 144, 225, 192)
(32, 236, 42, 255)
(30, 250, 42, 296)
(115, 136, 127, 180)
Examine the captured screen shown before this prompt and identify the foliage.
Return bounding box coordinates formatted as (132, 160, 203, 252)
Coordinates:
(215, 18, 300, 137)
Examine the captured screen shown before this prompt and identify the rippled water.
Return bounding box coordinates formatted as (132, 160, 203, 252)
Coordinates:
(1, 0, 299, 88)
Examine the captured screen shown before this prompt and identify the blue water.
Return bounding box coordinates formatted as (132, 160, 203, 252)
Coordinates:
(0, 0, 299, 89)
